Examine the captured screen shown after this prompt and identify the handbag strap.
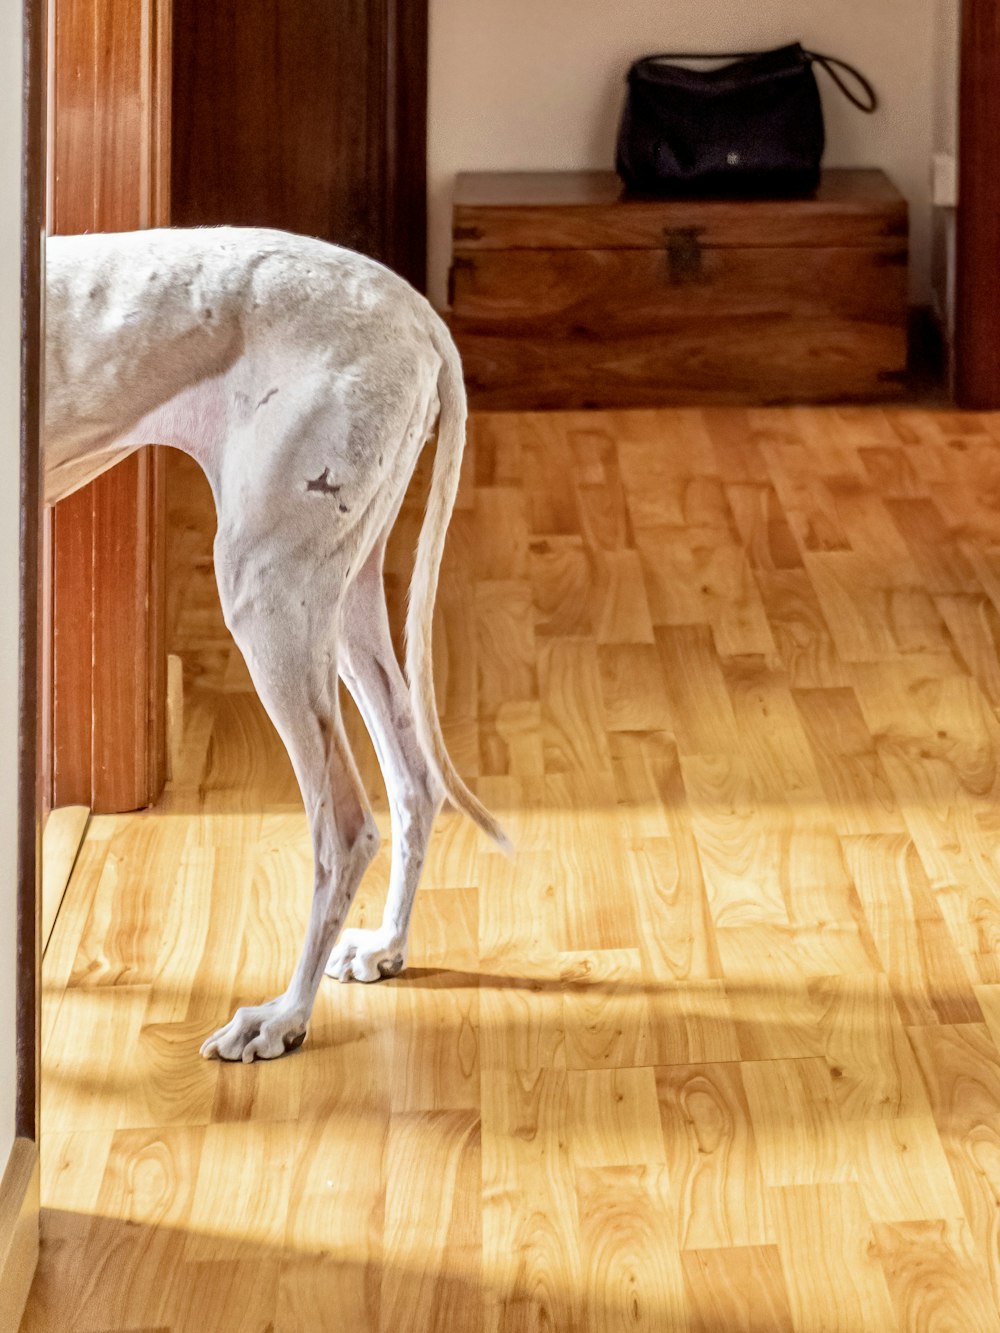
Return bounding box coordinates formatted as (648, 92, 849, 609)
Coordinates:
(805, 51, 878, 113)
(633, 48, 878, 115)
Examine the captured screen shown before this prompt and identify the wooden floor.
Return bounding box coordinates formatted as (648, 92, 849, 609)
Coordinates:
(23, 406, 1000, 1331)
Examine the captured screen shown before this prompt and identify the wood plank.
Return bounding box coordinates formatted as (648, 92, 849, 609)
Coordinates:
(576, 1166, 686, 1330)
(379, 1112, 481, 1332)
(597, 645, 672, 732)
(908, 1023, 1000, 1302)
(655, 1062, 773, 1250)
(454, 169, 907, 251)
(681, 752, 788, 929)
(457, 321, 907, 411)
(567, 1068, 665, 1169)
(71, 1127, 204, 1330)
(0, 1140, 39, 1333)
(793, 687, 906, 835)
(21, 1131, 114, 1332)
(481, 1068, 580, 1333)
(873, 1219, 1000, 1333)
(812, 972, 931, 1122)
(769, 1183, 899, 1331)
(680, 1245, 795, 1333)
(844, 834, 983, 1026)
(40, 805, 90, 952)
(561, 951, 650, 1071)
(452, 245, 907, 329)
(278, 1107, 386, 1330)
(742, 1058, 854, 1186)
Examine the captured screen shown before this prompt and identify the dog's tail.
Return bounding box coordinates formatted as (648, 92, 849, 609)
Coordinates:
(404, 323, 512, 854)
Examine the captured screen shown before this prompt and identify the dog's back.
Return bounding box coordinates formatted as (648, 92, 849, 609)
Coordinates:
(44, 228, 435, 498)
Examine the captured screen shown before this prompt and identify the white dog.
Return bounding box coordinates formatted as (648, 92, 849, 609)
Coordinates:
(45, 227, 508, 1062)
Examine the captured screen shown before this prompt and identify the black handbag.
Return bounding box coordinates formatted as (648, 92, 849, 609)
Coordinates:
(615, 43, 877, 197)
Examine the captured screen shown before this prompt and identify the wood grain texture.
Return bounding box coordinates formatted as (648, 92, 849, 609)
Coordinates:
(908, 1023, 1000, 1305)
(576, 1164, 684, 1330)
(0, 1141, 39, 1333)
(48, 0, 170, 813)
(873, 1219, 1000, 1333)
(172, 0, 428, 290)
(956, 0, 1000, 408)
(770, 1183, 899, 1330)
(451, 245, 908, 330)
(24, 406, 1000, 1329)
(455, 322, 908, 412)
(451, 169, 909, 409)
(680, 1244, 794, 1333)
(453, 168, 908, 250)
(40, 806, 89, 953)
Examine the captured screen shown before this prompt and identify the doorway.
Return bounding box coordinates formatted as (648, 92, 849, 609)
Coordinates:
(15, 0, 1000, 1322)
(171, 0, 429, 290)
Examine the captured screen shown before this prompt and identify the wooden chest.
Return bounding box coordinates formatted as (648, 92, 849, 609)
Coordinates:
(449, 169, 909, 410)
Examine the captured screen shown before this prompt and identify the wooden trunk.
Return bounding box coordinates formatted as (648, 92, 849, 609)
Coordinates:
(450, 169, 909, 410)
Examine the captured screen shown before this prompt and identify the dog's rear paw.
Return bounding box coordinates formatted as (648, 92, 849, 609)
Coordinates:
(325, 928, 406, 984)
(200, 997, 308, 1062)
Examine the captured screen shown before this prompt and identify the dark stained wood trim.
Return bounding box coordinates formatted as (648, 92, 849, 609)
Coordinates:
(386, 0, 428, 292)
(956, 0, 1000, 407)
(18, 0, 46, 1143)
(147, 442, 168, 800)
(171, 0, 427, 290)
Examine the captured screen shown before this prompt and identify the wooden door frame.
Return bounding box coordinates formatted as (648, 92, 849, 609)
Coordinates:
(47, 0, 172, 815)
(385, 0, 429, 292)
(19, 0, 45, 1144)
(955, 0, 1000, 407)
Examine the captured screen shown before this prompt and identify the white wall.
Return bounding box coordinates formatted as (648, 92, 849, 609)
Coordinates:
(0, 0, 24, 1161)
(428, 0, 937, 309)
(933, 0, 960, 158)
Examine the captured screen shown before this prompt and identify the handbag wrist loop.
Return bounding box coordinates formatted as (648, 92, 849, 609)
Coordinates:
(805, 51, 878, 113)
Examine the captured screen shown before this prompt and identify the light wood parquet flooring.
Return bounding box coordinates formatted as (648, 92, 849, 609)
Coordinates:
(22, 406, 1000, 1331)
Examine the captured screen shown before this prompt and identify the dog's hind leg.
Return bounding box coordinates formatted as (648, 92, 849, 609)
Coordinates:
(326, 541, 442, 983)
(201, 552, 380, 1061)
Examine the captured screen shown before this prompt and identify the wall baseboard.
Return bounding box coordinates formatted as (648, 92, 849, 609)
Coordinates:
(0, 1138, 39, 1333)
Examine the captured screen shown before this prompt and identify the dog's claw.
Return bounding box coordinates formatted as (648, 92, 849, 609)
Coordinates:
(201, 999, 308, 1062)
(326, 928, 406, 984)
